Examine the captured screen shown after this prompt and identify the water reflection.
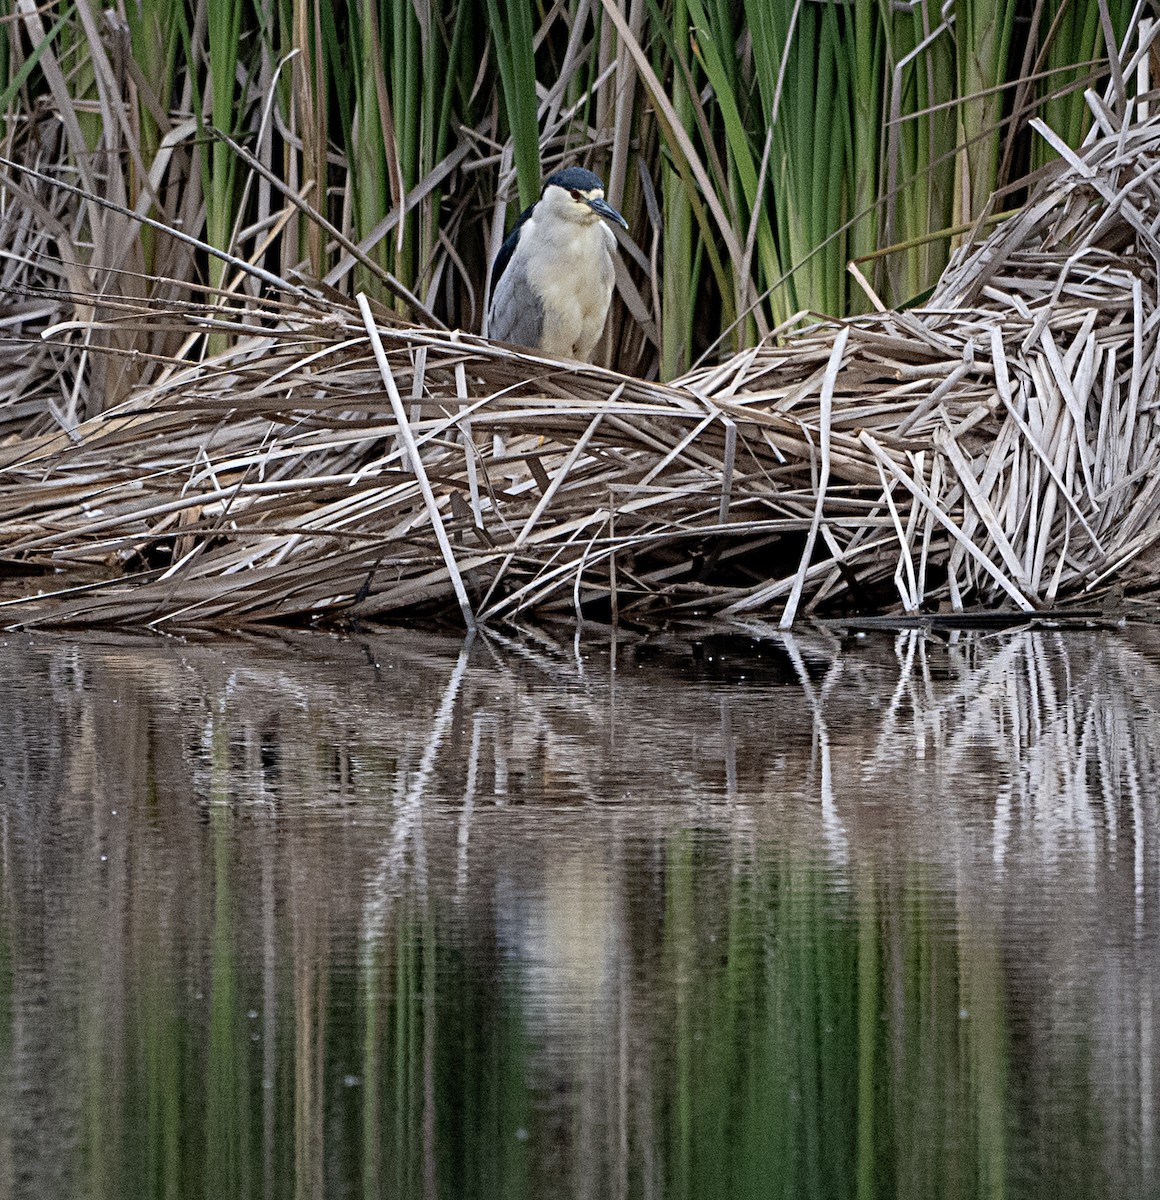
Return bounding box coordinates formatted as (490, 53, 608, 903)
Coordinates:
(0, 624, 1158, 1199)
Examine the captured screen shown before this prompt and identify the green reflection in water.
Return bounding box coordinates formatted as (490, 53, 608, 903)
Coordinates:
(1, 628, 1155, 1200)
(208, 724, 250, 1200)
(663, 845, 883, 1200)
(18, 832, 1031, 1200)
(349, 906, 535, 1200)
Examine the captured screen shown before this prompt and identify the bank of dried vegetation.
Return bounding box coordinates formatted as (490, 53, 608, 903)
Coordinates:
(2, 10, 1160, 629)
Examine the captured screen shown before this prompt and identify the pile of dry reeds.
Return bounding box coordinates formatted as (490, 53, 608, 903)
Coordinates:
(3, 105, 1160, 630)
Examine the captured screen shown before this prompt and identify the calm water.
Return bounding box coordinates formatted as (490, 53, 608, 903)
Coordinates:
(1, 623, 1158, 1200)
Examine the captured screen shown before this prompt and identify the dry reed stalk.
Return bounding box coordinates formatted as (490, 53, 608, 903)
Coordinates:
(5, 96, 1160, 628)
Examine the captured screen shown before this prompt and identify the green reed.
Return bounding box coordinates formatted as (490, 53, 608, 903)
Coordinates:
(1031, 0, 1137, 174)
(206, 0, 245, 298)
(658, 0, 700, 378)
(0, 0, 1143, 376)
(880, 2, 957, 305)
(486, 0, 540, 209)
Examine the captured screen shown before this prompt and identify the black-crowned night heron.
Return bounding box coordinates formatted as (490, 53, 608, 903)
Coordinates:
(488, 166, 628, 362)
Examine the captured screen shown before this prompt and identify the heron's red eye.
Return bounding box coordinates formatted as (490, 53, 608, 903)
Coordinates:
(570, 188, 582, 200)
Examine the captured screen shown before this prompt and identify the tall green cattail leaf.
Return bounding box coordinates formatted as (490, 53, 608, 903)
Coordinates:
(486, 0, 541, 209)
(847, 0, 884, 305)
(289, 0, 335, 279)
(205, 0, 245, 295)
(649, 0, 701, 377)
(122, 0, 189, 273)
(0, 4, 73, 116)
(1032, 0, 1135, 173)
(881, 2, 956, 305)
(685, 0, 782, 329)
(954, 0, 1019, 228)
(350, 0, 393, 293)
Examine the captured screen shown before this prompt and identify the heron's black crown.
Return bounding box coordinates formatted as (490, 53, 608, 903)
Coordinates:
(544, 166, 606, 194)
(492, 166, 612, 288)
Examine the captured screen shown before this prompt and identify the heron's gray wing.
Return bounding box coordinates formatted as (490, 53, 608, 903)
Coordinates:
(488, 257, 544, 350)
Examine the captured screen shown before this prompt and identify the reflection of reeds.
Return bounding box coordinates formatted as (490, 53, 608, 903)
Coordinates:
(2, 626, 1159, 1196)
(859, 628, 1160, 895)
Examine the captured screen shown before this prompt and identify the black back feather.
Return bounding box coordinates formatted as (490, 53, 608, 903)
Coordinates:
(491, 201, 536, 287)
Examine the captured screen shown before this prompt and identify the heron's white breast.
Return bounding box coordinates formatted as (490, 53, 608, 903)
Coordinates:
(523, 215, 616, 329)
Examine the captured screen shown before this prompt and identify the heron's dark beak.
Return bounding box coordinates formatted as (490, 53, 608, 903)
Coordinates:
(587, 196, 629, 231)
